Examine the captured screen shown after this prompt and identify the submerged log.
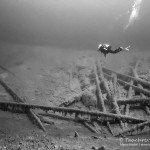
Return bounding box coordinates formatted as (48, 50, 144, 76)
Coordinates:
(94, 63, 106, 111)
(39, 112, 89, 122)
(40, 112, 121, 124)
(0, 101, 146, 123)
(115, 121, 150, 137)
(117, 98, 150, 105)
(78, 68, 91, 91)
(0, 65, 15, 76)
(124, 80, 133, 128)
(145, 105, 150, 115)
(39, 112, 98, 133)
(112, 73, 125, 130)
(132, 62, 150, 115)
(28, 109, 46, 131)
(77, 116, 99, 134)
(102, 67, 150, 89)
(0, 78, 24, 103)
(104, 73, 150, 97)
(81, 121, 99, 133)
(93, 121, 102, 132)
(126, 80, 133, 109)
(112, 73, 118, 97)
(96, 62, 112, 99)
(94, 60, 114, 135)
(138, 86, 150, 115)
(0, 78, 46, 132)
(106, 121, 114, 135)
(37, 115, 54, 125)
(96, 61, 125, 131)
(112, 73, 122, 114)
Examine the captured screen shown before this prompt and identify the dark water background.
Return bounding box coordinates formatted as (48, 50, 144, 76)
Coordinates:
(0, 0, 149, 50)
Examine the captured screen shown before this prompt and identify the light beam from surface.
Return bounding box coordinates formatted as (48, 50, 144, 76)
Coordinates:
(124, 0, 142, 31)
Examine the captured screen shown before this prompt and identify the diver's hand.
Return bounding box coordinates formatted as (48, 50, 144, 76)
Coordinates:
(124, 45, 130, 51)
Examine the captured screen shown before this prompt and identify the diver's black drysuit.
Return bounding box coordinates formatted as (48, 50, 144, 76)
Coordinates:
(98, 44, 123, 57)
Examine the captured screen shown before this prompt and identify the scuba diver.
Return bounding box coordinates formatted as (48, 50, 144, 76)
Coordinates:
(98, 44, 130, 57)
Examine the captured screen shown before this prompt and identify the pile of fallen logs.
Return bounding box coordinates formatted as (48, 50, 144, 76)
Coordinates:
(0, 59, 150, 137)
(57, 59, 150, 136)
